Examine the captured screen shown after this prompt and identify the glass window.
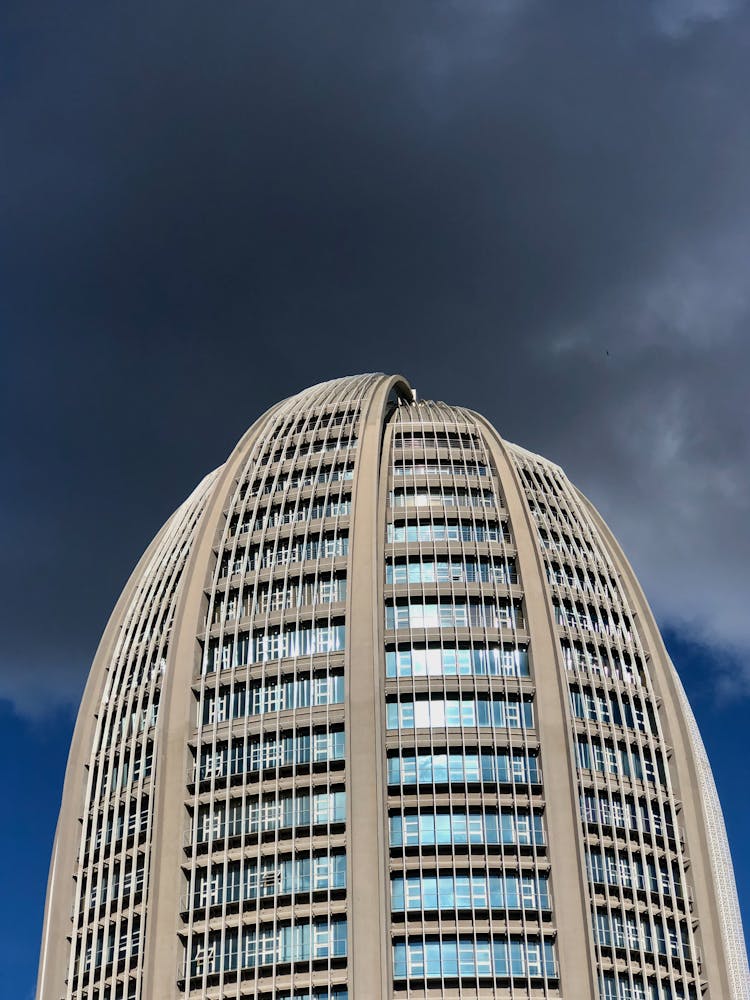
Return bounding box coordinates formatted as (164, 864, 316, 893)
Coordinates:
(458, 937, 477, 976)
(435, 813, 453, 844)
(510, 940, 525, 976)
(521, 877, 537, 909)
(406, 941, 424, 976)
(403, 814, 420, 845)
(386, 696, 531, 731)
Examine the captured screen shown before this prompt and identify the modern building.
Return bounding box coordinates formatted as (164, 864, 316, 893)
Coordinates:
(37, 373, 748, 1000)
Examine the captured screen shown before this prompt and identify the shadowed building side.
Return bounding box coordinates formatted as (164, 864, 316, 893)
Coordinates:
(36, 470, 219, 1000)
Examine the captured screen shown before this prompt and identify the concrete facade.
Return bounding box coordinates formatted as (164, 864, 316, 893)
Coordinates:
(36, 374, 748, 1000)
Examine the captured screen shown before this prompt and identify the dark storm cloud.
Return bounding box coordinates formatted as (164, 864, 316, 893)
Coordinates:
(2, 0, 749, 712)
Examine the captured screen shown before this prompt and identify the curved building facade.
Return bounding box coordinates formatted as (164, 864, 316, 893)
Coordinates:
(37, 374, 748, 1000)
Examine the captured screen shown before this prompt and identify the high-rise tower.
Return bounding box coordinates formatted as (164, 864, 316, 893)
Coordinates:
(37, 374, 748, 1000)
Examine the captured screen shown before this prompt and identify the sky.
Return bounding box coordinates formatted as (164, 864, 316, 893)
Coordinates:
(1, 0, 749, 992)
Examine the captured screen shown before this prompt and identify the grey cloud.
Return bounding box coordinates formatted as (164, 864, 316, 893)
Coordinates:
(1, 0, 749, 714)
(652, 0, 744, 38)
(517, 238, 750, 684)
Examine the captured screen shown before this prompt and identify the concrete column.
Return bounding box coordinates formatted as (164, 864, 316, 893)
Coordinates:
(345, 375, 410, 1000)
(477, 419, 598, 998)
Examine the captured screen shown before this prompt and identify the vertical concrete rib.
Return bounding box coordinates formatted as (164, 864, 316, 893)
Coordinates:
(346, 374, 411, 1000)
(477, 417, 598, 998)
